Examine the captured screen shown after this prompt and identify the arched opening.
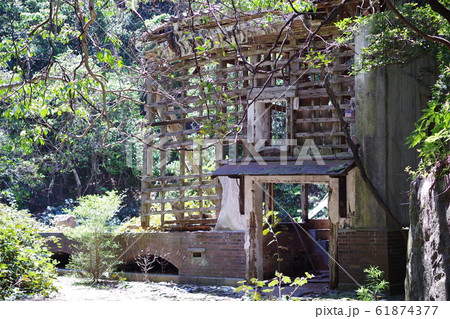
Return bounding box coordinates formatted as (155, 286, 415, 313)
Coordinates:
(118, 253, 179, 275)
(51, 252, 71, 269)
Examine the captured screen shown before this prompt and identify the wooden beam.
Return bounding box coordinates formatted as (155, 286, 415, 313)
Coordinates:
(329, 222, 339, 289)
(245, 176, 264, 281)
(145, 206, 220, 216)
(301, 184, 309, 223)
(251, 175, 330, 184)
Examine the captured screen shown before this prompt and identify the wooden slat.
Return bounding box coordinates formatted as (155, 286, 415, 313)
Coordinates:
(295, 131, 346, 138)
(143, 194, 221, 204)
(145, 128, 200, 140)
(149, 111, 245, 126)
(161, 218, 218, 225)
(143, 173, 213, 183)
(145, 206, 220, 216)
(295, 117, 355, 124)
(295, 103, 351, 112)
(142, 182, 221, 193)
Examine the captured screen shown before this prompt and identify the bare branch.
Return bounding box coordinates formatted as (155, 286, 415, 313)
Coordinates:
(324, 74, 406, 239)
(0, 75, 65, 91)
(80, 0, 111, 145)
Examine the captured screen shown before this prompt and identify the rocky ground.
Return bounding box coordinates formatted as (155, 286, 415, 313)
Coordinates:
(29, 275, 361, 301)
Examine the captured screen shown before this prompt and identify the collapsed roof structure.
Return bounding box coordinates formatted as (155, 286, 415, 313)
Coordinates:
(138, 0, 435, 291)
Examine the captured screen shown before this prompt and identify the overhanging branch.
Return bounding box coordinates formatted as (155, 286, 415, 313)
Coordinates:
(324, 74, 406, 238)
(385, 0, 450, 50)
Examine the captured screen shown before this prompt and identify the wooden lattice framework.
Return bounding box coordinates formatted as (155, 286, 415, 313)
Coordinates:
(141, 1, 360, 230)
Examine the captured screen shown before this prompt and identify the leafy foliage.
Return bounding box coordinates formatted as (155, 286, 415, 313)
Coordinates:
(336, 3, 443, 73)
(336, 1, 450, 177)
(0, 0, 162, 212)
(0, 130, 45, 206)
(272, 183, 328, 222)
(408, 68, 450, 177)
(356, 266, 389, 301)
(234, 271, 313, 300)
(0, 203, 58, 300)
(65, 191, 123, 283)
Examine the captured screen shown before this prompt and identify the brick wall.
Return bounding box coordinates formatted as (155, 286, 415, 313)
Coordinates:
(338, 229, 407, 294)
(119, 231, 246, 279)
(263, 222, 330, 278)
(41, 231, 246, 281)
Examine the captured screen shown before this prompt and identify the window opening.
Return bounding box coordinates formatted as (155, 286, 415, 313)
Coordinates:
(263, 183, 328, 223)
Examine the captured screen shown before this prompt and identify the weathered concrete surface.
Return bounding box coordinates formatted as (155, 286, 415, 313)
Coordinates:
(41, 232, 73, 254)
(354, 23, 438, 229)
(405, 175, 450, 300)
(215, 176, 245, 231)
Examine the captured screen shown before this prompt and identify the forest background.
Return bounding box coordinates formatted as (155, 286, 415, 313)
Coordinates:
(0, 0, 449, 224)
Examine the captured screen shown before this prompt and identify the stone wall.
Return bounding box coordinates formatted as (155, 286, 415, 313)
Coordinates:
(405, 175, 450, 300)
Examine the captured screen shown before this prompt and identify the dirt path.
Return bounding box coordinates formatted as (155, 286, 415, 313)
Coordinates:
(32, 276, 244, 301)
(29, 275, 361, 301)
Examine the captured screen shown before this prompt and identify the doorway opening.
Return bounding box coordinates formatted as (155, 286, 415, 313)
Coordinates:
(261, 182, 330, 283)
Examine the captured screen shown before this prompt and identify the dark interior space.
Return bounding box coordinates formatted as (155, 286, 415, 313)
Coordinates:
(117, 255, 179, 275)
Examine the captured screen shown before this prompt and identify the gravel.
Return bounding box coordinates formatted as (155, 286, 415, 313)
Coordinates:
(31, 276, 245, 301)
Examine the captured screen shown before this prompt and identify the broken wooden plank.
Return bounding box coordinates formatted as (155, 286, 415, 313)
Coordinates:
(143, 173, 213, 183)
(145, 206, 220, 215)
(142, 182, 220, 193)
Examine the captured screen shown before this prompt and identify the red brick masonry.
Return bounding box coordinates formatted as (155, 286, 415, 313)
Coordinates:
(338, 229, 407, 294)
(119, 231, 246, 279)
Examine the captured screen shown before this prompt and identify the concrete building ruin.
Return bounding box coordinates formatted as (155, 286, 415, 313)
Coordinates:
(137, 1, 436, 291)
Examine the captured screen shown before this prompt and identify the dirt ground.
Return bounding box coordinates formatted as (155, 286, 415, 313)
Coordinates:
(28, 275, 359, 301)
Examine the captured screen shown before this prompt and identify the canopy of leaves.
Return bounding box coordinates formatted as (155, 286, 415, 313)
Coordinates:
(0, 0, 172, 212)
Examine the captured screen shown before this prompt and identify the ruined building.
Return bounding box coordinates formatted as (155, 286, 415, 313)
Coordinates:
(135, 1, 436, 291)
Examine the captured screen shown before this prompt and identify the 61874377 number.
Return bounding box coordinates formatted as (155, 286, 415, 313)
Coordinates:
(375, 306, 438, 316)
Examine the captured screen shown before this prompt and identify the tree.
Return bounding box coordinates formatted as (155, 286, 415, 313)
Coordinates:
(0, 1, 176, 211)
(65, 190, 123, 282)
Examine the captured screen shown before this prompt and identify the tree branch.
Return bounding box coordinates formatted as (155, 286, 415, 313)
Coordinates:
(80, 0, 111, 145)
(324, 74, 406, 239)
(427, 0, 450, 25)
(385, 0, 450, 50)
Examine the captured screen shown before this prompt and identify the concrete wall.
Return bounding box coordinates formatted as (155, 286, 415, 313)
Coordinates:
(354, 25, 438, 228)
(336, 24, 438, 294)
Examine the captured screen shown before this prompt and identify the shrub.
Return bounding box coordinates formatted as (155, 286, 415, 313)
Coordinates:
(356, 266, 389, 301)
(0, 204, 58, 300)
(65, 191, 123, 282)
(234, 271, 313, 301)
